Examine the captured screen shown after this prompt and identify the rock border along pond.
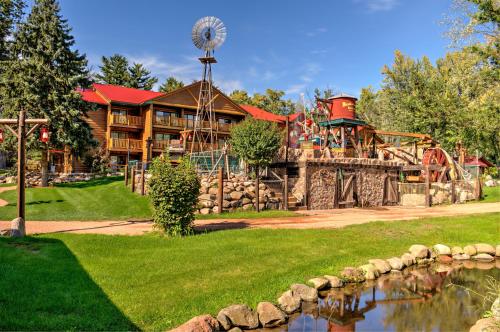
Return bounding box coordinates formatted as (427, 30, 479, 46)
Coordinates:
(170, 243, 500, 332)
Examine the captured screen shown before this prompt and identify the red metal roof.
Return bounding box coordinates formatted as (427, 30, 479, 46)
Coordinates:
(239, 105, 288, 123)
(464, 156, 494, 168)
(78, 88, 108, 105)
(93, 83, 164, 105)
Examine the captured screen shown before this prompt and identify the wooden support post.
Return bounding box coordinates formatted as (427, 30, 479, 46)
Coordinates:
(217, 166, 224, 214)
(140, 167, 145, 196)
(340, 127, 346, 150)
(124, 164, 129, 186)
(475, 174, 482, 201)
(283, 174, 289, 210)
(17, 110, 26, 221)
(450, 180, 456, 204)
(131, 167, 136, 193)
(424, 166, 431, 207)
(334, 169, 340, 209)
(255, 165, 260, 212)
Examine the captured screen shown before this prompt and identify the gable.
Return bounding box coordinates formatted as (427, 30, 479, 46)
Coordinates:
(150, 81, 247, 116)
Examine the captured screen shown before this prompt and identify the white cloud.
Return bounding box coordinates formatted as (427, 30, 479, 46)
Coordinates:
(306, 27, 328, 37)
(310, 49, 328, 55)
(354, 0, 398, 12)
(216, 79, 243, 94)
(285, 83, 307, 95)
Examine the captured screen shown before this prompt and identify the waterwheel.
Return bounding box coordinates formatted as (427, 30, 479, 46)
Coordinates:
(421, 147, 454, 182)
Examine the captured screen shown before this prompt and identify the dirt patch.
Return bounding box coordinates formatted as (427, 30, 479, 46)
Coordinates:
(0, 186, 15, 207)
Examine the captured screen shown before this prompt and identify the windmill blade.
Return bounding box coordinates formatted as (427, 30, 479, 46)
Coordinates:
(192, 16, 227, 51)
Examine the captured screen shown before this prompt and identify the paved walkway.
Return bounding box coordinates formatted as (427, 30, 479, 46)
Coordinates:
(0, 186, 15, 207)
(0, 202, 498, 235)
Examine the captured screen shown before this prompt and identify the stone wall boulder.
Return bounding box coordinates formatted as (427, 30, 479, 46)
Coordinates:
(340, 267, 365, 283)
(358, 264, 379, 280)
(256, 302, 287, 328)
(433, 244, 451, 256)
(386, 257, 404, 271)
(277, 290, 301, 314)
(474, 243, 496, 255)
(401, 253, 416, 267)
(323, 275, 343, 288)
(216, 304, 259, 330)
(307, 277, 329, 290)
(290, 284, 318, 302)
(409, 244, 430, 259)
(464, 245, 477, 256)
(170, 314, 220, 332)
(368, 259, 391, 274)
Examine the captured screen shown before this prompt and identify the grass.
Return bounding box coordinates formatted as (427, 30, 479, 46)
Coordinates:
(0, 176, 153, 221)
(482, 186, 500, 203)
(0, 212, 498, 330)
(0, 176, 299, 221)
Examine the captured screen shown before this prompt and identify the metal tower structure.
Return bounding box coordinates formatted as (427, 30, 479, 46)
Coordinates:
(190, 17, 227, 170)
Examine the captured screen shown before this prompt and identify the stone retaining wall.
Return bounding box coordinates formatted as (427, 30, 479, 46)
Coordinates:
(133, 172, 281, 214)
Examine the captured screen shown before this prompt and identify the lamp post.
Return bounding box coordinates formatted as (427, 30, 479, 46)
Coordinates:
(0, 110, 49, 237)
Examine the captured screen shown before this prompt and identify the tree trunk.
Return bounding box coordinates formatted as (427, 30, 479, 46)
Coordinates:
(41, 147, 49, 187)
(255, 164, 260, 213)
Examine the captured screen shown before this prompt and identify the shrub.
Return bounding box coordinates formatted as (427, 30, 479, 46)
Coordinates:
(148, 155, 200, 236)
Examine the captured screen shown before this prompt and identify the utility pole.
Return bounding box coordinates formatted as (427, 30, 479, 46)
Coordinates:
(0, 110, 49, 237)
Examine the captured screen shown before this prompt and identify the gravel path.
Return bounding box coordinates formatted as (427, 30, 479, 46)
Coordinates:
(0, 202, 498, 235)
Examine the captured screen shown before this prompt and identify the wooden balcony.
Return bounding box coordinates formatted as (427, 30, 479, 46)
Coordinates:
(109, 114, 143, 128)
(154, 116, 234, 132)
(152, 139, 184, 153)
(108, 138, 142, 152)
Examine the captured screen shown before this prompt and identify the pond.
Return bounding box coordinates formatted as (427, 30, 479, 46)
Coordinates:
(266, 260, 500, 332)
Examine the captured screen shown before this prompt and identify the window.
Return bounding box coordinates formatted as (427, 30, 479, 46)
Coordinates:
(218, 118, 233, 125)
(184, 114, 197, 128)
(111, 131, 127, 139)
(154, 133, 179, 141)
(155, 110, 177, 125)
(112, 109, 127, 116)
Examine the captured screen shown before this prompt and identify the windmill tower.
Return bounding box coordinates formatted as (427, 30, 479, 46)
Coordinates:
(189, 17, 227, 170)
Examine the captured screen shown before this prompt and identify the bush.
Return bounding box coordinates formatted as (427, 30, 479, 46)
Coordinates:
(83, 145, 110, 174)
(148, 155, 200, 236)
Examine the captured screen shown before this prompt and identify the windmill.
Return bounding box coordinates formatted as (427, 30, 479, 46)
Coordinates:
(189, 16, 227, 170)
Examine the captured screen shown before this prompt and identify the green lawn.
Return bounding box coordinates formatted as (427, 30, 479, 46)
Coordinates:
(0, 212, 498, 330)
(0, 177, 299, 221)
(482, 186, 500, 203)
(0, 176, 153, 221)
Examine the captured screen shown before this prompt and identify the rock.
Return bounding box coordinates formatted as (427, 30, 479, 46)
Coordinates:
(451, 246, 463, 255)
(438, 255, 453, 264)
(433, 244, 451, 256)
(242, 204, 253, 210)
(10, 217, 25, 237)
(464, 245, 477, 256)
(492, 297, 500, 321)
(474, 243, 496, 255)
(323, 275, 343, 288)
(230, 191, 244, 201)
(401, 253, 416, 266)
(200, 200, 214, 208)
(469, 317, 497, 332)
(307, 277, 329, 290)
(256, 302, 287, 328)
(435, 264, 452, 273)
(290, 283, 318, 302)
(386, 257, 404, 271)
(199, 208, 211, 215)
(216, 304, 259, 330)
(368, 259, 391, 274)
(208, 187, 218, 195)
(340, 267, 365, 283)
(277, 290, 301, 314)
(409, 244, 430, 259)
(452, 253, 470, 260)
(222, 200, 231, 209)
(496, 245, 500, 257)
(241, 198, 252, 205)
(170, 314, 220, 332)
(228, 327, 243, 332)
(472, 253, 495, 262)
(358, 264, 379, 280)
(199, 193, 215, 201)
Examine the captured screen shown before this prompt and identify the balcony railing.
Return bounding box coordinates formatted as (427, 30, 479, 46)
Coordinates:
(154, 116, 234, 132)
(109, 138, 142, 151)
(110, 114, 142, 127)
(152, 139, 184, 152)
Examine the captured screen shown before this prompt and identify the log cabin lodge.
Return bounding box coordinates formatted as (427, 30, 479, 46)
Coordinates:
(75, 81, 292, 171)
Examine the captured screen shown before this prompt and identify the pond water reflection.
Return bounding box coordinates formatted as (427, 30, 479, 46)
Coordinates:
(266, 260, 500, 332)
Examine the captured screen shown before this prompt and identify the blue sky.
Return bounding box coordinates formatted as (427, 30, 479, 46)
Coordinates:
(55, 0, 453, 101)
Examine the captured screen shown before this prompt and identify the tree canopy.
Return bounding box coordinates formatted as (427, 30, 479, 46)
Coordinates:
(95, 54, 158, 90)
(358, 0, 499, 163)
(159, 76, 184, 93)
(0, 0, 94, 153)
(230, 88, 295, 115)
(0, 0, 24, 62)
(229, 118, 283, 167)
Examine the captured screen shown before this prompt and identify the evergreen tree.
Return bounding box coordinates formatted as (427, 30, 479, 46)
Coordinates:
(128, 63, 157, 90)
(94, 54, 130, 86)
(159, 76, 184, 93)
(0, 0, 24, 61)
(0, 0, 94, 186)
